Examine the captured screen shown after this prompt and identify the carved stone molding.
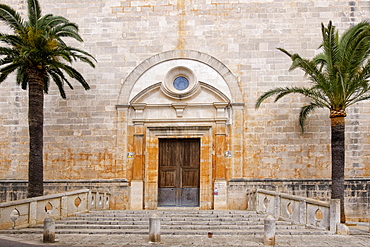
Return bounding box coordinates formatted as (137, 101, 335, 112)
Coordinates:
(172, 103, 187, 117)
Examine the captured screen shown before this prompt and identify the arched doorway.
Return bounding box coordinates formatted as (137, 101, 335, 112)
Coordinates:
(116, 50, 244, 210)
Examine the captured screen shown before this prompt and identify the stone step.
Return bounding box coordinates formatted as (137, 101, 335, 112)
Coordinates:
(79, 209, 259, 214)
(75, 212, 261, 218)
(68, 209, 263, 220)
(0, 228, 331, 236)
(63, 216, 263, 224)
(88, 210, 259, 214)
(0, 210, 331, 236)
(50, 223, 303, 230)
(56, 219, 295, 226)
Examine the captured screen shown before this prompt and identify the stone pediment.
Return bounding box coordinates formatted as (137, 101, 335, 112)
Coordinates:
(129, 80, 230, 121)
(128, 61, 232, 123)
(130, 82, 230, 105)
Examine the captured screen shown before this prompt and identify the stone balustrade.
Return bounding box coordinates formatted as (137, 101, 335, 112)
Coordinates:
(246, 189, 340, 233)
(0, 189, 110, 230)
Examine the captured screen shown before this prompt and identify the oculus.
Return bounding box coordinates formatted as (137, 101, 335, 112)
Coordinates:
(173, 76, 189, 90)
(161, 66, 200, 99)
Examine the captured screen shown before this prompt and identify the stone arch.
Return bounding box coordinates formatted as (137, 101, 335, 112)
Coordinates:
(117, 50, 243, 105)
(116, 50, 245, 210)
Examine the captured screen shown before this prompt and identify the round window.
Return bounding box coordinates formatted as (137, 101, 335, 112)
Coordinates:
(161, 66, 199, 99)
(173, 76, 189, 91)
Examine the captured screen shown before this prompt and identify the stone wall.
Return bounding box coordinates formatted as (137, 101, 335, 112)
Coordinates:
(0, 0, 369, 182)
(0, 0, 369, 217)
(0, 179, 129, 210)
(228, 178, 370, 221)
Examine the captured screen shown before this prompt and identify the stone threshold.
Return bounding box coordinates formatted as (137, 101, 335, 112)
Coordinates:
(157, 207, 200, 210)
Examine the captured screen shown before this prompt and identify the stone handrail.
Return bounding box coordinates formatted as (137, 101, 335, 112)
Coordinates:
(246, 189, 340, 233)
(0, 189, 110, 230)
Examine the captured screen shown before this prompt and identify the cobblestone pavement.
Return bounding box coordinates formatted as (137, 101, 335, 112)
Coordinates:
(0, 225, 369, 247)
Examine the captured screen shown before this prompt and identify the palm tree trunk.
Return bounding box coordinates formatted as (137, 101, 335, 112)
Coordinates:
(27, 67, 44, 198)
(331, 116, 346, 223)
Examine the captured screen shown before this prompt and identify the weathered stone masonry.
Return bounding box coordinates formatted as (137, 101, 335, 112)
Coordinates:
(0, 0, 369, 220)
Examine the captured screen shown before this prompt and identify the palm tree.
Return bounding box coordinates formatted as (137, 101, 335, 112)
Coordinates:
(255, 21, 370, 223)
(0, 0, 96, 197)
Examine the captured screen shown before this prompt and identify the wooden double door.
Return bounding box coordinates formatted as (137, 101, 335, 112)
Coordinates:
(158, 138, 200, 207)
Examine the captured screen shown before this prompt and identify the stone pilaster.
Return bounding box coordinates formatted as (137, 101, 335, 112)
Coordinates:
(214, 179, 227, 210)
(130, 180, 144, 210)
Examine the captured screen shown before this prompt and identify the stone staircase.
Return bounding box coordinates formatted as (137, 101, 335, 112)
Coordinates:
(1, 210, 332, 236)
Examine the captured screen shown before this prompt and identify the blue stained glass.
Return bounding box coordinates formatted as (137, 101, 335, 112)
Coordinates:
(173, 76, 189, 90)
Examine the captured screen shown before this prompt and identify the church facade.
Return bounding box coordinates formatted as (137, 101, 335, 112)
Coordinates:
(0, 0, 369, 220)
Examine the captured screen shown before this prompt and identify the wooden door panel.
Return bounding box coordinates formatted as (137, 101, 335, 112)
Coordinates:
(182, 140, 200, 168)
(182, 169, 200, 187)
(158, 138, 200, 207)
(159, 169, 176, 187)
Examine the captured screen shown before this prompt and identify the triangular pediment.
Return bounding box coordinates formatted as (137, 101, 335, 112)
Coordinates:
(130, 82, 230, 105)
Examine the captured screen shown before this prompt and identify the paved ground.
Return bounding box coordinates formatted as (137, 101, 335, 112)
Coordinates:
(0, 225, 369, 247)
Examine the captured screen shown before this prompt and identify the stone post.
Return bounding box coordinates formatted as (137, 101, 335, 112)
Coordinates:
(43, 217, 55, 243)
(273, 195, 280, 220)
(256, 191, 264, 213)
(329, 199, 340, 233)
(61, 196, 68, 218)
(299, 200, 307, 225)
(87, 191, 93, 210)
(264, 215, 276, 246)
(149, 213, 160, 243)
(29, 201, 37, 226)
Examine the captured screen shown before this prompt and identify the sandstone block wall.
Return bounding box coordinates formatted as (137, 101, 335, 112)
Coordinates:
(0, 0, 369, 213)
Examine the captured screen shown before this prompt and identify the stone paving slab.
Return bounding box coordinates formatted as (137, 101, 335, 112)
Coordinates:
(0, 226, 369, 247)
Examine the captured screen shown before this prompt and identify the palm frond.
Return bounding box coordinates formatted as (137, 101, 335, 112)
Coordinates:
(48, 69, 67, 98)
(0, 57, 15, 66)
(255, 87, 283, 109)
(313, 53, 327, 72)
(51, 49, 73, 63)
(28, 0, 41, 26)
(0, 62, 22, 83)
(0, 46, 16, 56)
(0, 62, 20, 75)
(41, 15, 69, 27)
(52, 22, 79, 32)
(299, 103, 323, 132)
(0, 33, 25, 48)
(276, 47, 292, 57)
(37, 14, 64, 29)
(0, 73, 7, 83)
(16, 65, 28, 89)
(256, 86, 329, 109)
(339, 21, 370, 79)
(64, 47, 97, 66)
(0, 4, 24, 33)
(60, 64, 90, 90)
(47, 65, 74, 90)
(320, 21, 339, 76)
(54, 27, 83, 42)
(277, 48, 328, 90)
(347, 94, 370, 106)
